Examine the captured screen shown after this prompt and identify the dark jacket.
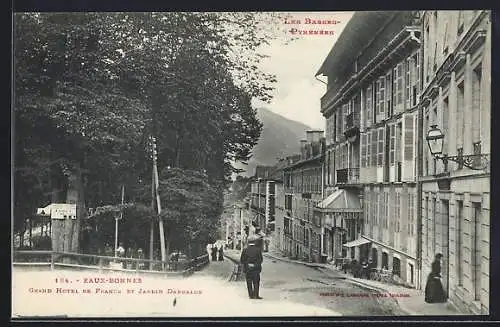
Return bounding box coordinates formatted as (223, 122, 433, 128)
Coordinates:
(240, 244, 263, 273)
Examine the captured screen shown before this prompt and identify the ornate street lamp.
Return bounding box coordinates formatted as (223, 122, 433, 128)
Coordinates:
(426, 125, 490, 171)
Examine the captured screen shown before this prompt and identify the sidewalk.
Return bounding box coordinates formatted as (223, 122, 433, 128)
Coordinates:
(264, 249, 463, 316)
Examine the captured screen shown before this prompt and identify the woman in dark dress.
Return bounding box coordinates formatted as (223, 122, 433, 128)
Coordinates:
(211, 244, 218, 261)
(425, 253, 447, 303)
(218, 246, 224, 261)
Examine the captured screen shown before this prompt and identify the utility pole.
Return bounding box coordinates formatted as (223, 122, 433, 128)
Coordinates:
(114, 185, 124, 259)
(240, 206, 244, 250)
(149, 161, 155, 270)
(233, 205, 238, 249)
(152, 137, 167, 270)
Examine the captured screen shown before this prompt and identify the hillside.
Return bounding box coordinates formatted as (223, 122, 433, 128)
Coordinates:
(234, 107, 313, 177)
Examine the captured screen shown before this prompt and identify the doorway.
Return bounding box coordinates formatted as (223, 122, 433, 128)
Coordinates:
(371, 247, 378, 266)
(382, 252, 389, 269)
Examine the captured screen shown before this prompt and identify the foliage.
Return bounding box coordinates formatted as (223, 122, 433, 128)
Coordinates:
(14, 12, 293, 255)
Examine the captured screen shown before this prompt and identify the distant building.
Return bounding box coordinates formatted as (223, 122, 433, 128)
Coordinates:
(282, 131, 326, 262)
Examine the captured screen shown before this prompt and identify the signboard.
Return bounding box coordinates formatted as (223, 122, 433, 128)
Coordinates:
(37, 203, 77, 220)
(51, 203, 77, 219)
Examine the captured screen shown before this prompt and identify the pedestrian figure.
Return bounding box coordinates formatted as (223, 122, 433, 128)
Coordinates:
(211, 244, 218, 261)
(425, 253, 447, 303)
(218, 246, 224, 261)
(240, 235, 263, 299)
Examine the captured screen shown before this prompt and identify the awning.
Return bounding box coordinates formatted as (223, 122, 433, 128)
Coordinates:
(342, 238, 371, 248)
(315, 189, 362, 213)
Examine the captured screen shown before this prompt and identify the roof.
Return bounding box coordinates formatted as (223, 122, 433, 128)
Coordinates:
(315, 189, 362, 212)
(315, 11, 396, 76)
(343, 238, 371, 248)
(282, 153, 323, 171)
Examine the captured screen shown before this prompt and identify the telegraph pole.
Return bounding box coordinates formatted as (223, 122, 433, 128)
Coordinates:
(152, 137, 167, 269)
(114, 185, 124, 258)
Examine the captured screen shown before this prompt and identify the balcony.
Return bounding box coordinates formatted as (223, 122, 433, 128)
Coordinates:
(344, 112, 360, 139)
(336, 168, 360, 186)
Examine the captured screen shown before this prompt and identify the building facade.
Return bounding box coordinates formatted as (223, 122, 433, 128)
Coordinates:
(249, 165, 279, 236)
(282, 131, 325, 262)
(420, 10, 490, 314)
(317, 11, 423, 288)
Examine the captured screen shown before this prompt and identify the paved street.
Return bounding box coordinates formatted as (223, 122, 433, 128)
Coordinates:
(223, 250, 406, 316)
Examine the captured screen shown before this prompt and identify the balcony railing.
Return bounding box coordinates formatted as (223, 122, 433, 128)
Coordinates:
(346, 112, 360, 129)
(336, 168, 360, 185)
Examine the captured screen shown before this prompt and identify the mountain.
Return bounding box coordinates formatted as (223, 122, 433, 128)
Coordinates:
(235, 107, 314, 177)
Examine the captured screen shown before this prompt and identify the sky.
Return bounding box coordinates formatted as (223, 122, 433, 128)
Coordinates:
(251, 12, 354, 130)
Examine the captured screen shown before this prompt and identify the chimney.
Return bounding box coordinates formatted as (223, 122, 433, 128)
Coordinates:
(300, 140, 307, 159)
(306, 131, 314, 143)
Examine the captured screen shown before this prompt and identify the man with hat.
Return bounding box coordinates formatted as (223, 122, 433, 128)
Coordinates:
(240, 234, 263, 299)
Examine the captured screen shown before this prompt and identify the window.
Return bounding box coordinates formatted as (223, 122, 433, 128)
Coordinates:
(457, 200, 463, 286)
(393, 63, 404, 113)
(443, 97, 449, 158)
(385, 71, 392, 117)
(425, 24, 431, 81)
(408, 194, 414, 236)
(396, 193, 401, 232)
(375, 79, 381, 119)
(413, 52, 420, 106)
(472, 65, 482, 146)
(377, 128, 384, 166)
(457, 82, 465, 150)
(366, 84, 373, 126)
(390, 125, 396, 165)
(361, 133, 367, 168)
(343, 103, 349, 132)
(366, 132, 371, 168)
(406, 58, 411, 109)
(379, 76, 386, 115)
(371, 129, 378, 166)
(374, 193, 379, 225)
(404, 114, 414, 161)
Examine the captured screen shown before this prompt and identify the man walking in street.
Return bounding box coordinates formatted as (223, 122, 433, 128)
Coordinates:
(240, 234, 263, 299)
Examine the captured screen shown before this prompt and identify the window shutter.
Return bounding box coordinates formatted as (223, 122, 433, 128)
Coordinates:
(366, 132, 371, 168)
(366, 84, 372, 126)
(404, 114, 414, 160)
(397, 63, 404, 107)
(379, 76, 385, 115)
(371, 129, 378, 166)
(390, 125, 396, 165)
(343, 104, 348, 132)
(415, 53, 421, 98)
(406, 59, 411, 109)
(361, 133, 366, 168)
(393, 67, 398, 112)
(377, 128, 384, 166)
(385, 72, 392, 118)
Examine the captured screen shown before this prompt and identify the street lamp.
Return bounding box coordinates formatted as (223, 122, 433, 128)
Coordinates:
(425, 125, 490, 170)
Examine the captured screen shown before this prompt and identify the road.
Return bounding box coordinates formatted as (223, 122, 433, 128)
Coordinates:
(221, 252, 406, 316)
(12, 254, 406, 318)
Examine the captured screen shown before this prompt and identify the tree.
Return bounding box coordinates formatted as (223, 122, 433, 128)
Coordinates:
(13, 12, 293, 257)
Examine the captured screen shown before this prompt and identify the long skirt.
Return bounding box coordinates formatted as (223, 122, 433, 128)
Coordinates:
(425, 276, 446, 303)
